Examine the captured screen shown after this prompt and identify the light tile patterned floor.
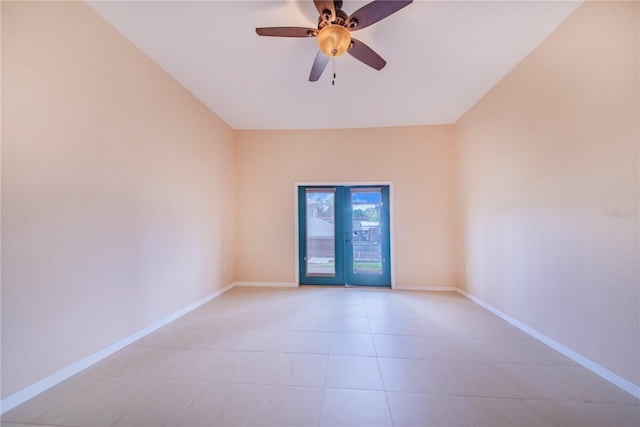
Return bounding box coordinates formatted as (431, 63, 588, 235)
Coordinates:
(3, 286, 639, 426)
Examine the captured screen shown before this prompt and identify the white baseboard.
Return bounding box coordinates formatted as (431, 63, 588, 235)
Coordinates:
(233, 281, 297, 288)
(394, 285, 457, 292)
(0, 283, 235, 415)
(457, 288, 640, 399)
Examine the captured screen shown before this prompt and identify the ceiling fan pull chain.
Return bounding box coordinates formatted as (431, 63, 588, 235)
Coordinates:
(332, 56, 336, 86)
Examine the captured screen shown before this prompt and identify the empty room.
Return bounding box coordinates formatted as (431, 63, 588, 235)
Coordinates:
(2, 0, 638, 426)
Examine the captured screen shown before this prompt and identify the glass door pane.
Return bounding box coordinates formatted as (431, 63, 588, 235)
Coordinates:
(350, 188, 383, 276)
(305, 188, 336, 276)
(344, 186, 391, 287)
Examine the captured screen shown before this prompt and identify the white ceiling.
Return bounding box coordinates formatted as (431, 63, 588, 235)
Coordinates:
(87, 0, 582, 130)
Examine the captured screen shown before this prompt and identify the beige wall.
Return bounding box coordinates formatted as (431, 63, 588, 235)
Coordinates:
(456, 1, 639, 385)
(235, 126, 457, 287)
(1, 1, 236, 398)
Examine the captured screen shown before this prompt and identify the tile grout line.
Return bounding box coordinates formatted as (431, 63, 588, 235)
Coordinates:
(371, 314, 396, 426)
(317, 310, 334, 427)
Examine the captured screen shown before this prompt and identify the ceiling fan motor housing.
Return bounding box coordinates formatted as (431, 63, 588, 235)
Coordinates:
(318, 7, 349, 29)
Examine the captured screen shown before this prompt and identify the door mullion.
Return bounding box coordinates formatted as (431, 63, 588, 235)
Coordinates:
(343, 187, 353, 285)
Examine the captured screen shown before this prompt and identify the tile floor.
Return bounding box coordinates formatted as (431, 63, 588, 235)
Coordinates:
(3, 286, 639, 426)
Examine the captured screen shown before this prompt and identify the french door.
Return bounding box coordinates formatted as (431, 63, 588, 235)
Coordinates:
(298, 185, 391, 287)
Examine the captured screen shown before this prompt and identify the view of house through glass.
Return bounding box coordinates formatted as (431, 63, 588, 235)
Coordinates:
(305, 189, 336, 276)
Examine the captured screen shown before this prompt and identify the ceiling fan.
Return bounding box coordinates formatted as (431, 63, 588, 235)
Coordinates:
(256, 0, 413, 82)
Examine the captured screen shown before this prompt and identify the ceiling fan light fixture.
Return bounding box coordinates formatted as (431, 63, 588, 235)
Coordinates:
(317, 24, 351, 57)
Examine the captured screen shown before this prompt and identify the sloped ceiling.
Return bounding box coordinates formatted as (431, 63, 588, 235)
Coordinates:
(88, 0, 582, 130)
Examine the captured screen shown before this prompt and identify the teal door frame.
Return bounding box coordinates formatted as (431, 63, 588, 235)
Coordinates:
(297, 184, 392, 287)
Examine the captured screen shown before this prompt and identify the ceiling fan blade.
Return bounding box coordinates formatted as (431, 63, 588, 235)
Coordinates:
(256, 27, 317, 37)
(346, 0, 412, 31)
(309, 50, 330, 81)
(313, 0, 336, 22)
(347, 39, 386, 70)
